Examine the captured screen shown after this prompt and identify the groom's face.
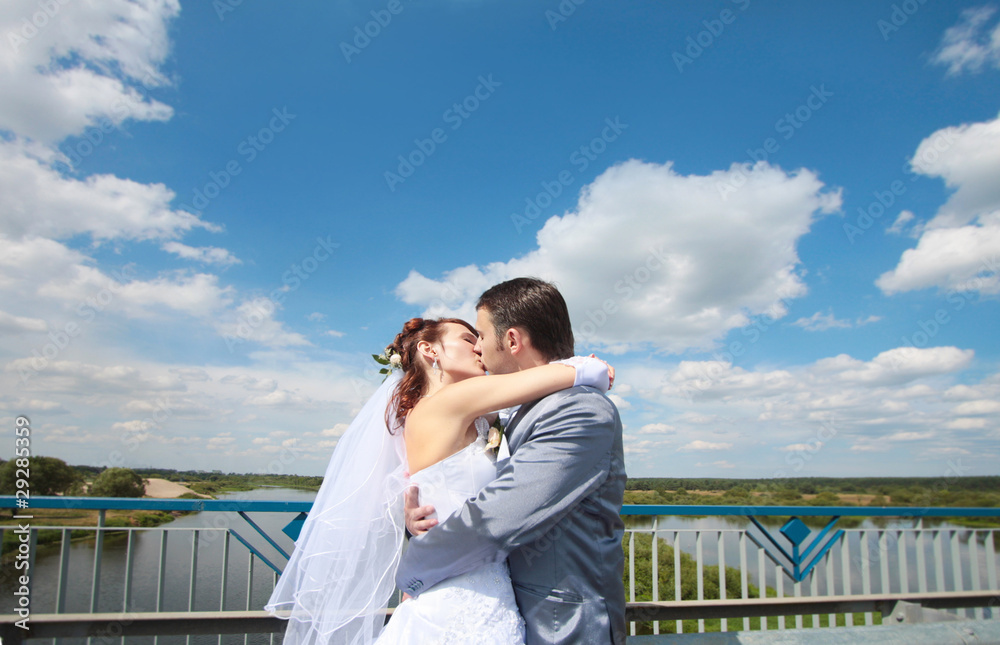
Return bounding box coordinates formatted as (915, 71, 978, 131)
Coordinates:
(474, 307, 517, 375)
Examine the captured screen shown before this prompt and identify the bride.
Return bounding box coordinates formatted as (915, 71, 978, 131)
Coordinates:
(265, 317, 611, 644)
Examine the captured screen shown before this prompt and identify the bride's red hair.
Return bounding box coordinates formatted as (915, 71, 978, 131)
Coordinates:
(385, 317, 476, 433)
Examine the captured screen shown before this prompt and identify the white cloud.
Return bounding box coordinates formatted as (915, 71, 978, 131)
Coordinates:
(885, 431, 934, 441)
(779, 443, 822, 452)
(638, 423, 675, 435)
(932, 6, 1000, 76)
(622, 345, 996, 473)
(243, 389, 308, 407)
(792, 311, 881, 332)
(850, 442, 888, 453)
(319, 424, 348, 437)
(0, 0, 179, 144)
(325, 329, 346, 338)
(887, 210, 916, 235)
(207, 433, 236, 450)
(878, 114, 1000, 295)
(823, 347, 974, 386)
(877, 224, 1000, 295)
(396, 160, 841, 353)
(220, 375, 278, 392)
(0, 397, 65, 412)
(215, 299, 312, 350)
(946, 417, 988, 430)
(0, 141, 217, 243)
(163, 242, 241, 266)
(953, 399, 1000, 415)
(607, 393, 631, 410)
(680, 440, 732, 451)
(0, 309, 47, 334)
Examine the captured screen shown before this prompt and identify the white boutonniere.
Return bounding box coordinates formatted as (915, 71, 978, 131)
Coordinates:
(485, 415, 504, 454)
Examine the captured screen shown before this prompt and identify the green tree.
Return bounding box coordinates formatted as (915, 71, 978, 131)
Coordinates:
(90, 468, 146, 498)
(0, 456, 83, 496)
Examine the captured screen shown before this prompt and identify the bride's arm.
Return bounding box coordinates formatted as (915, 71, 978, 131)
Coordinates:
(405, 357, 610, 474)
(424, 358, 609, 428)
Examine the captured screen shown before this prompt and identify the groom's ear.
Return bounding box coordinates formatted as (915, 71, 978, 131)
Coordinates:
(505, 327, 527, 355)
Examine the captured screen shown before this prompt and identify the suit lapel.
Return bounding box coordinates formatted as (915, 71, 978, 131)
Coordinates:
(504, 399, 540, 452)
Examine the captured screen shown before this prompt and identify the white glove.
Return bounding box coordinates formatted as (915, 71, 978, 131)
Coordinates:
(552, 356, 610, 392)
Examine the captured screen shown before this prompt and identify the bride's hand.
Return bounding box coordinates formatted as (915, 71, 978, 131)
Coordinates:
(404, 486, 438, 536)
(588, 353, 615, 389)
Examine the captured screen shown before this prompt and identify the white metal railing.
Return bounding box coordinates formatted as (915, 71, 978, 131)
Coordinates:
(3, 498, 1000, 641)
(623, 520, 1000, 636)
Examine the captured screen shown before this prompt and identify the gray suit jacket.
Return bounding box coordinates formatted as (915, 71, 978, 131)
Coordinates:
(396, 386, 627, 644)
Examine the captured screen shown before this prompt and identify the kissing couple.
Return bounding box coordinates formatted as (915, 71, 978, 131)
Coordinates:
(267, 277, 627, 644)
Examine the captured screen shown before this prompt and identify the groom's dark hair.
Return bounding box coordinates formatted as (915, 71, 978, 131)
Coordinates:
(476, 277, 574, 361)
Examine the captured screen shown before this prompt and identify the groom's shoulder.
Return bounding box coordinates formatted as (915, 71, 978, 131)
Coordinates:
(537, 385, 620, 419)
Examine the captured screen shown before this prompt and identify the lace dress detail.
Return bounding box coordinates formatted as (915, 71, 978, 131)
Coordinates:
(375, 418, 525, 644)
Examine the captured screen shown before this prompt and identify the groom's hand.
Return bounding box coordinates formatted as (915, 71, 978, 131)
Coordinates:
(404, 486, 438, 536)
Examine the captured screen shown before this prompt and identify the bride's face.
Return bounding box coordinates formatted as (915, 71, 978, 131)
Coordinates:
(437, 322, 486, 381)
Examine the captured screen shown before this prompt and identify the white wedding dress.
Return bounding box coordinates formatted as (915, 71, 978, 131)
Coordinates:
(375, 420, 525, 644)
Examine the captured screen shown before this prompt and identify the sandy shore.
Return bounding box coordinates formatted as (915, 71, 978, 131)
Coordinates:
(144, 478, 212, 499)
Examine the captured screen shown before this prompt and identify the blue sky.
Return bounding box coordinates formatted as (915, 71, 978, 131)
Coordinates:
(1, 1, 999, 478)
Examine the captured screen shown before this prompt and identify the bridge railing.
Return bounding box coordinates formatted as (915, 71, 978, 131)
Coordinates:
(1, 497, 998, 641)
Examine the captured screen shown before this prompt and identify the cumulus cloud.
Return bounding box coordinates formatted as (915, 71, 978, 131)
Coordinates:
(878, 114, 1000, 295)
(680, 440, 732, 451)
(397, 160, 840, 353)
(638, 423, 675, 435)
(791, 310, 880, 332)
(0, 0, 179, 144)
(626, 345, 995, 471)
(887, 210, 916, 235)
(779, 443, 823, 452)
(220, 374, 278, 392)
(0, 309, 47, 334)
(0, 141, 216, 242)
(215, 299, 312, 350)
(932, 6, 1000, 76)
(163, 242, 241, 266)
(953, 400, 1000, 415)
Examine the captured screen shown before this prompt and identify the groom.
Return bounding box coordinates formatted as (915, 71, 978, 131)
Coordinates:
(395, 277, 627, 644)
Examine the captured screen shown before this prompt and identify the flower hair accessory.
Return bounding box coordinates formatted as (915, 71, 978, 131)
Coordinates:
(372, 346, 403, 381)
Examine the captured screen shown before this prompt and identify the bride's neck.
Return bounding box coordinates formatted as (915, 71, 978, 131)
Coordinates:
(422, 370, 465, 398)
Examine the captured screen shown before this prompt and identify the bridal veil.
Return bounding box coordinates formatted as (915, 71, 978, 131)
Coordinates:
(266, 372, 407, 645)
